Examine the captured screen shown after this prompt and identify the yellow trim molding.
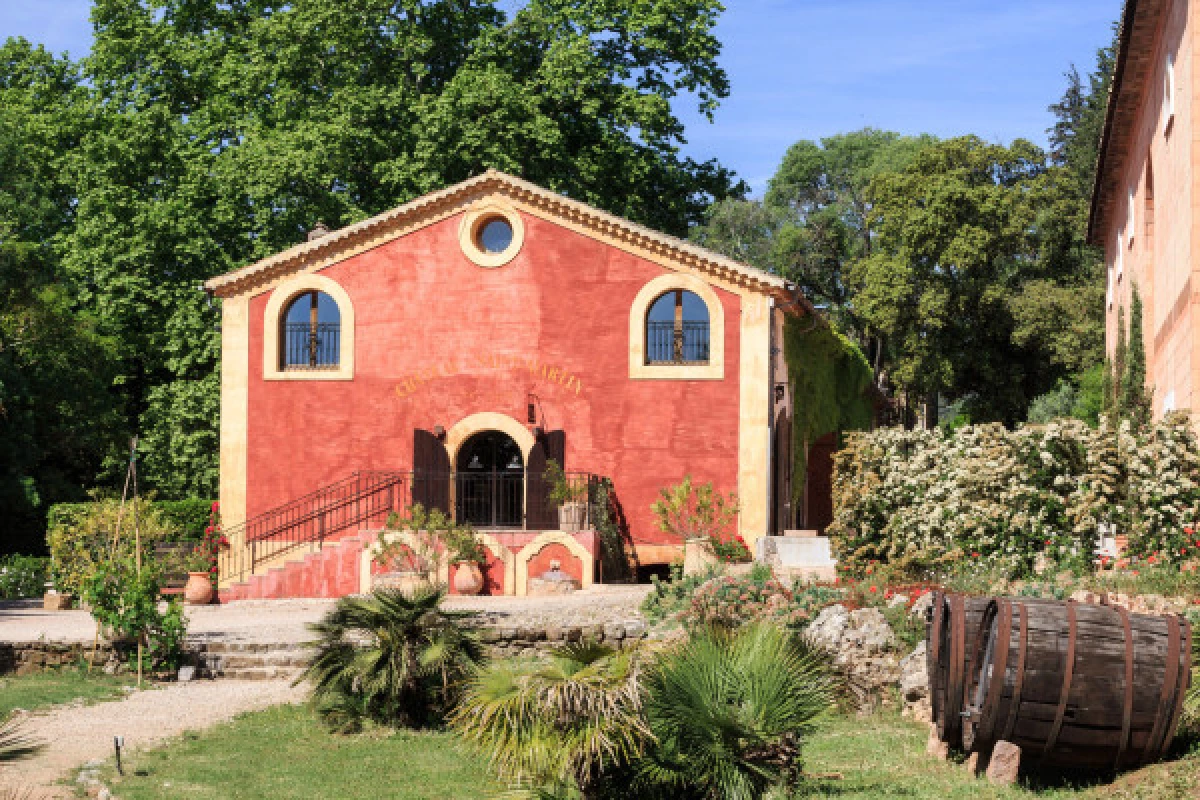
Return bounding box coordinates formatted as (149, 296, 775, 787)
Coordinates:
(736, 293, 771, 551)
(628, 273, 725, 380)
(444, 412, 537, 464)
(262, 274, 355, 381)
(458, 200, 525, 268)
(515, 531, 595, 596)
(218, 295, 249, 586)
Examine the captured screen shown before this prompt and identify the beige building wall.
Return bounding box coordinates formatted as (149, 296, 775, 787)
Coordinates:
(1105, 0, 1194, 419)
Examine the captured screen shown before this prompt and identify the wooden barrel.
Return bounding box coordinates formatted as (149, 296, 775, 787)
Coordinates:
(926, 591, 992, 747)
(963, 598, 1192, 769)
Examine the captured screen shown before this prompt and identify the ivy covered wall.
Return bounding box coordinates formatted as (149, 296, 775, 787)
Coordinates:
(782, 315, 874, 502)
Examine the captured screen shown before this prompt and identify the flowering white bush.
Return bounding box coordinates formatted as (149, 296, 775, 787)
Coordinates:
(828, 413, 1200, 577)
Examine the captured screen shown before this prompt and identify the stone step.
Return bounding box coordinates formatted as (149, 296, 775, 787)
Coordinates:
(202, 666, 303, 681)
(189, 641, 308, 655)
(200, 653, 310, 669)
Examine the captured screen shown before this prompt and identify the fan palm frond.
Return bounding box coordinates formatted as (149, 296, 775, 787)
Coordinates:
(635, 623, 836, 800)
(452, 639, 650, 794)
(0, 716, 41, 763)
(299, 585, 484, 729)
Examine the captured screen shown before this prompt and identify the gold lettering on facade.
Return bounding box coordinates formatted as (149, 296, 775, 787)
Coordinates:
(393, 354, 584, 400)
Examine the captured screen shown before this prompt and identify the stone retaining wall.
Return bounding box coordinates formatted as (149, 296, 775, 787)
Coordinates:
(476, 620, 649, 658)
(0, 641, 123, 676)
(1, 621, 652, 677)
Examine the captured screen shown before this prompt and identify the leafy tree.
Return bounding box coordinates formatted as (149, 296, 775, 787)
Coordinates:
(852, 136, 1051, 424)
(0, 39, 121, 553)
(63, 0, 743, 497)
(692, 128, 932, 363)
(1027, 382, 1079, 425)
(303, 586, 484, 731)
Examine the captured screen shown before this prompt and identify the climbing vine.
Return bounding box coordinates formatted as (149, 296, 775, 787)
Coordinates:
(783, 316, 874, 501)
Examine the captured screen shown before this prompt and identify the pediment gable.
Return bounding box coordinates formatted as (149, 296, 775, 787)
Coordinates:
(203, 170, 811, 314)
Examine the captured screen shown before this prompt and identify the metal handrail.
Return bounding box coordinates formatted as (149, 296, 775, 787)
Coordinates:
(217, 469, 604, 588)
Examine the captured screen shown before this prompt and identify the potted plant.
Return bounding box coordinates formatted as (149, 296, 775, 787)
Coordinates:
(651, 476, 742, 575)
(181, 544, 216, 605)
(443, 525, 488, 596)
(545, 459, 588, 532)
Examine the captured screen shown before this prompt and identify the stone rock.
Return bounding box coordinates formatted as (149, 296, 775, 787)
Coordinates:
(985, 740, 1021, 786)
(808, 605, 901, 703)
(807, 604, 851, 651)
(603, 624, 625, 641)
(845, 608, 896, 654)
(965, 750, 989, 777)
(624, 620, 646, 639)
(899, 640, 929, 719)
(925, 723, 949, 760)
(910, 591, 935, 621)
(98, 790, 112, 800)
(177, 665, 196, 682)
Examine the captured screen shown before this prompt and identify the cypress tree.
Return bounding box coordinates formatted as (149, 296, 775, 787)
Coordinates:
(1101, 357, 1115, 419)
(1122, 285, 1153, 429)
(1113, 306, 1127, 419)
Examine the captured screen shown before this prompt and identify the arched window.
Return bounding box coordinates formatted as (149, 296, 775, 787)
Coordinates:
(281, 290, 341, 369)
(645, 290, 710, 364)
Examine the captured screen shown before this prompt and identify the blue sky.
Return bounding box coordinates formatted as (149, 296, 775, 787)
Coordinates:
(6, 0, 1121, 194)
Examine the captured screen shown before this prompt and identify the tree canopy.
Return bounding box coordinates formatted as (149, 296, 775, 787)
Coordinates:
(2, 0, 744, 549)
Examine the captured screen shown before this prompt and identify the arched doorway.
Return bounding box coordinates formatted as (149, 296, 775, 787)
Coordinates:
(455, 431, 524, 527)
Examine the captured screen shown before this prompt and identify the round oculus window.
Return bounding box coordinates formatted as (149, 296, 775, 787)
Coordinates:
(477, 217, 514, 254)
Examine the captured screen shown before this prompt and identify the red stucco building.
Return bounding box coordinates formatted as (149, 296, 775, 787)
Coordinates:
(206, 171, 820, 598)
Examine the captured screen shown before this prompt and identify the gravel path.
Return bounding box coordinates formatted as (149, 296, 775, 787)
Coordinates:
(0, 679, 305, 794)
(1, 585, 652, 645)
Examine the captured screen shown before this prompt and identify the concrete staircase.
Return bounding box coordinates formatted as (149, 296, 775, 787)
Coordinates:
(219, 534, 369, 602)
(191, 641, 310, 681)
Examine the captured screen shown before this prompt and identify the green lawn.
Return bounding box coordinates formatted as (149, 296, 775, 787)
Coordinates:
(0, 669, 136, 718)
(95, 704, 1199, 800)
(797, 712, 1199, 800)
(104, 704, 502, 800)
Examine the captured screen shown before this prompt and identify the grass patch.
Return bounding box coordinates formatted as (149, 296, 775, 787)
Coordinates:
(797, 712, 1199, 799)
(91, 702, 1199, 799)
(104, 704, 502, 800)
(0, 668, 135, 718)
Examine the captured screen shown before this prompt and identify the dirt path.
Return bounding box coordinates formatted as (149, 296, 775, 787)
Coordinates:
(0, 679, 305, 795)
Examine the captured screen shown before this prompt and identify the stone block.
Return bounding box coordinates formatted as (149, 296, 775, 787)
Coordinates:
(965, 749, 990, 778)
(985, 741, 1021, 786)
(925, 724, 949, 760)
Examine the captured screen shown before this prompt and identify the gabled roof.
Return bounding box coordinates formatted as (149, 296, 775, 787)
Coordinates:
(1088, 0, 1165, 246)
(203, 170, 812, 314)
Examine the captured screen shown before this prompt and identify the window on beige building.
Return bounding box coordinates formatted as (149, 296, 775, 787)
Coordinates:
(1165, 53, 1176, 133)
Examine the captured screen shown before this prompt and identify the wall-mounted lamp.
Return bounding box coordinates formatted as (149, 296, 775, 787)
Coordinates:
(527, 396, 538, 425)
(433, 425, 446, 439)
(774, 383, 788, 403)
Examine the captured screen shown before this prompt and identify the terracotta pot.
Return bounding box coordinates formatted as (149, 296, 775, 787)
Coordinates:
(683, 537, 718, 577)
(558, 502, 587, 533)
(453, 562, 485, 595)
(184, 572, 216, 605)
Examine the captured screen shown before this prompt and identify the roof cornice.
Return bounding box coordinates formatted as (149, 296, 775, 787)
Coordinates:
(1087, 0, 1165, 246)
(204, 170, 804, 311)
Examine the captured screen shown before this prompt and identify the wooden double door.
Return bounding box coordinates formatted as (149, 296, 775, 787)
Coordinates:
(412, 427, 565, 530)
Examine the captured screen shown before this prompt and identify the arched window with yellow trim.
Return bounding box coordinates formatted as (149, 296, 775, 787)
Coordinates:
(645, 290, 711, 364)
(280, 290, 342, 370)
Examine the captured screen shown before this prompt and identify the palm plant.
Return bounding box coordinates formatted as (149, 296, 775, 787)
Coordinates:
(0, 716, 39, 763)
(451, 640, 649, 798)
(633, 624, 837, 800)
(300, 585, 483, 731)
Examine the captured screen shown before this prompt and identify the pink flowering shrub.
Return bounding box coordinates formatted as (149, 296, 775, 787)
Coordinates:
(680, 574, 843, 629)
